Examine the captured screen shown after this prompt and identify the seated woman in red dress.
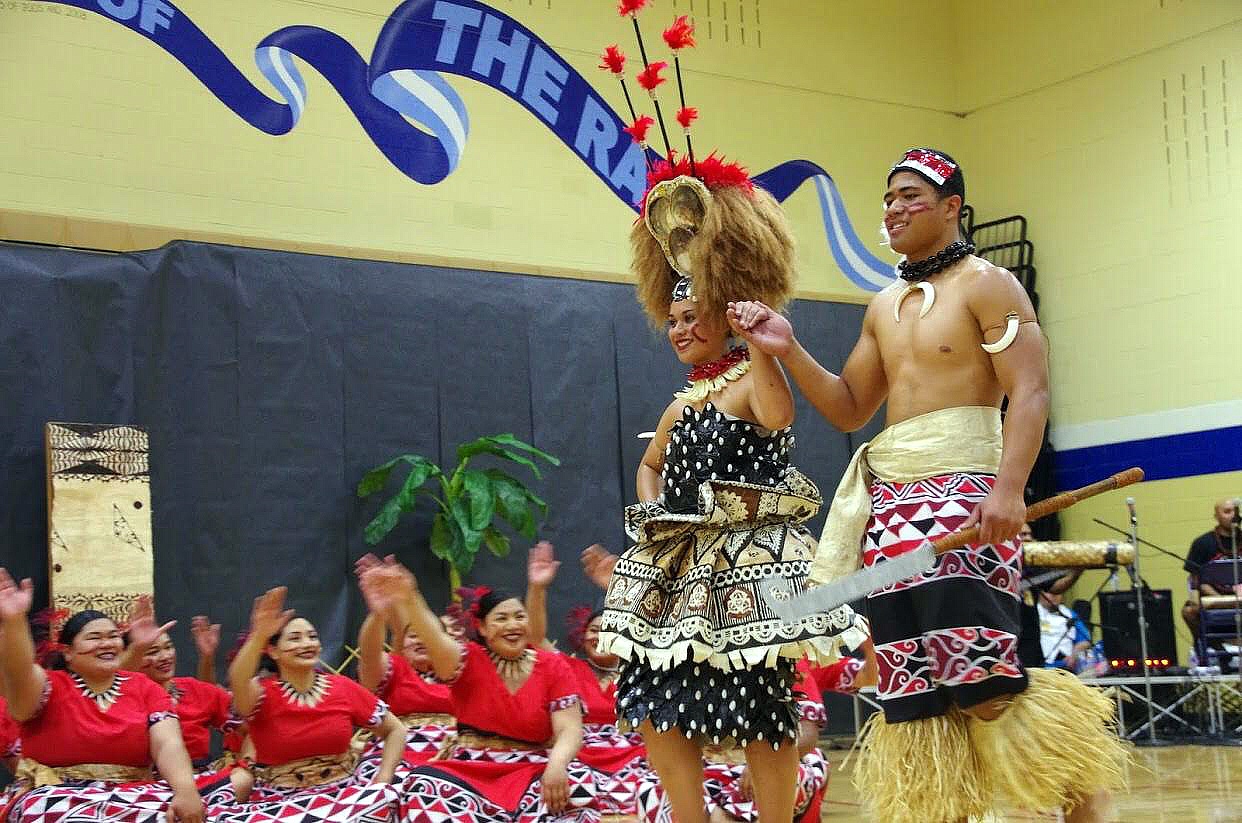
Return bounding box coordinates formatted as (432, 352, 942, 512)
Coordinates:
(119, 599, 236, 770)
(525, 542, 648, 819)
(0, 570, 204, 823)
(357, 556, 600, 823)
(1, 695, 21, 775)
(354, 567, 457, 768)
(213, 586, 408, 823)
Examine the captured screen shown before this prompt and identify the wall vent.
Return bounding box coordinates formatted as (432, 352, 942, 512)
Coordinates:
(1162, 58, 1233, 205)
(671, 0, 762, 48)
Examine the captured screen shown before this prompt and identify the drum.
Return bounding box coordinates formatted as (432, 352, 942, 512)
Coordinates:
(1199, 595, 1240, 610)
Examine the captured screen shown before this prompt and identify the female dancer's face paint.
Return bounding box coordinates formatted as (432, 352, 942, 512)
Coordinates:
(667, 299, 728, 366)
(139, 633, 177, 684)
(266, 617, 321, 672)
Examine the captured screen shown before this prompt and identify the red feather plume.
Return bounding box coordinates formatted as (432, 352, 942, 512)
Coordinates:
(636, 61, 668, 93)
(623, 115, 656, 144)
(639, 152, 754, 214)
(617, 0, 649, 16)
(662, 16, 696, 50)
(675, 106, 698, 130)
(599, 45, 626, 74)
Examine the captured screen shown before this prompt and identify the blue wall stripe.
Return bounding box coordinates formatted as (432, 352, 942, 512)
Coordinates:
(1055, 425, 1242, 490)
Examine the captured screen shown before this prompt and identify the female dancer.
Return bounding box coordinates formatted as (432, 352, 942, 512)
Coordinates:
(357, 556, 599, 823)
(591, 154, 866, 823)
(120, 597, 235, 769)
(217, 586, 407, 823)
(634, 657, 830, 823)
(354, 563, 455, 766)
(0, 569, 204, 823)
(1, 695, 20, 774)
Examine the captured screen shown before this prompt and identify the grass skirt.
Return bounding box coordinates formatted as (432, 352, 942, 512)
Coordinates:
(967, 668, 1129, 811)
(853, 668, 1129, 820)
(853, 705, 990, 823)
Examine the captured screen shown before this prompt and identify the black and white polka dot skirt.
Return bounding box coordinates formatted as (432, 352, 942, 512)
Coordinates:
(615, 657, 799, 748)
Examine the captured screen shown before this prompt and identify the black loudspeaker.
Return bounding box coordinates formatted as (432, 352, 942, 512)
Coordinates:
(1099, 589, 1177, 664)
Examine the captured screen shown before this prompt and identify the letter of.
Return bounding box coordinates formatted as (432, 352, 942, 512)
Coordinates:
(97, 0, 139, 20)
(609, 140, 648, 206)
(139, 0, 175, 33)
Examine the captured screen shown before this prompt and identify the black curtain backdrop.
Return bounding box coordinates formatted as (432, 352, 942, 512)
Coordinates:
(0, 239, 880, 734)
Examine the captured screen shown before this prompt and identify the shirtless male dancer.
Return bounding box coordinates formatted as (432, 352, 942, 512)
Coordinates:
(728, 148, 1126, 822)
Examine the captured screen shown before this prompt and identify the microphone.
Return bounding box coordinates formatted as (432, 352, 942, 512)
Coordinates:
(1125, 497, 1137, 523)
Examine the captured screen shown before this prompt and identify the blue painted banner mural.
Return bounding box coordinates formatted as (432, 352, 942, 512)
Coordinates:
(38, 0, 897, 291)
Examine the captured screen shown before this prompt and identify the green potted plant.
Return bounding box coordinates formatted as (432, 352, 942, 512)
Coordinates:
(357, 434, 559, 589)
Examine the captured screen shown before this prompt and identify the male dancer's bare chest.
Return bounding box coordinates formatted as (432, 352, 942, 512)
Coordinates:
(875, 284, 1003, 424)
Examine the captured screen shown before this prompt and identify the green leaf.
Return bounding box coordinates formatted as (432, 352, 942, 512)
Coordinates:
(482, 527, 511, 558)
(356, 454, 438, 498)
(488, 471, 537, 539)
(461, 469, 496, 531)
(428, 513, 455, 561)
(450, 497, 485, 555)
(455, 434, 559, 479)
(363, 497, 404, 545)
(475, 434, 561, 467)
(393, 461, 436, 509)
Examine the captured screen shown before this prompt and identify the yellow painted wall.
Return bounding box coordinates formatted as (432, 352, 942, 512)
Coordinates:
(0, 0, 970, 301)
(957, 5, 1242, 427)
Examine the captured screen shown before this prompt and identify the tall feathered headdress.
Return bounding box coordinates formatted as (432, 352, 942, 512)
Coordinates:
(602, 4, 795, 328)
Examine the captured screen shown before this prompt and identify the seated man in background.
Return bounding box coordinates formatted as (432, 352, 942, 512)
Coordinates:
(1181, 499, 1241, 635)
(1037, 589, 1093, 672)
(1016, 521, 1082, 669)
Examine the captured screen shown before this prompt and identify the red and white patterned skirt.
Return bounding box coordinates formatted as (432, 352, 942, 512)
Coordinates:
(864, 472, 1027, 722)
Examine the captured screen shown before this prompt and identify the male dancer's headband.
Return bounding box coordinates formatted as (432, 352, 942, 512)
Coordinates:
(889, 148, 965, 201)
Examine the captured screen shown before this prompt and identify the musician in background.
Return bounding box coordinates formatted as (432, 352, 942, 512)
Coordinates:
(1016, 522, 1082, 669)
(1036, 589, 1092, 672)
(1181, 499, 1241, 635)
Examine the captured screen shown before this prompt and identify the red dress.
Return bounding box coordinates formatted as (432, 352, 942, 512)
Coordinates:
(166, 677, 232, 764)
(206, 672, 401, 823)
(377, 653, 452, 716)
(247, 672, 384, 765)
(400, 642, 599, 823)
(0, 695, 20, 761)
(809, 655, 866, 695)
(20, 670, 173, 768)
(2, 670, 178, 823)
(563, 655, 646, 817)
(362, 652, 453, 766)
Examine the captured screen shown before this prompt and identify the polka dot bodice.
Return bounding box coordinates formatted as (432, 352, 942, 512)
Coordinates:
(661, 403, 792, 515)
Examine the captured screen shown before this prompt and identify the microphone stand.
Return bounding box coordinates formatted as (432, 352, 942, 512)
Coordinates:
(1128, 500, 1161, 745)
